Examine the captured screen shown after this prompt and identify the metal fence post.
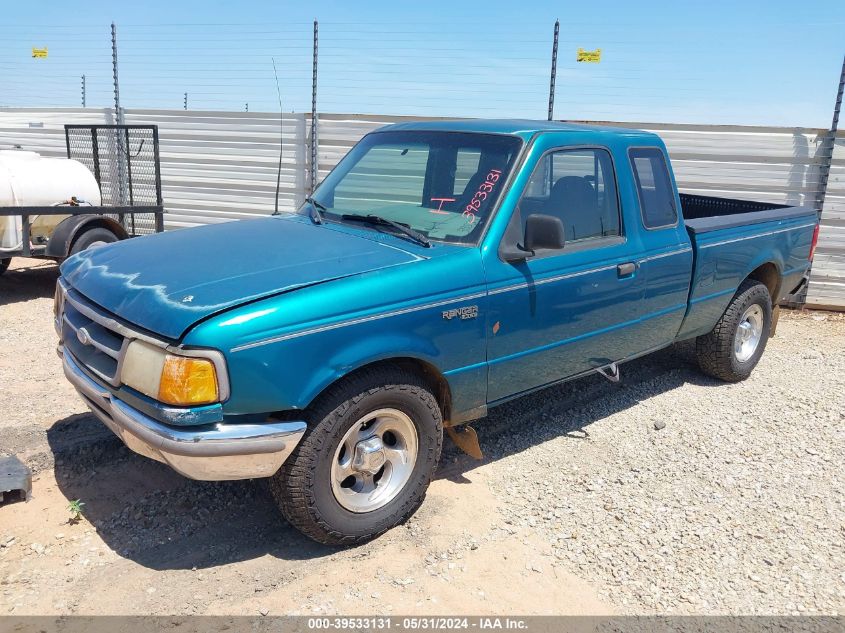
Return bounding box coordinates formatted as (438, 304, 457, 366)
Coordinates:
(111, 22, 128, 207)
(814, 54, 845, 215)
(547, 19, 559, 121)
(111, 23, 123, 126)
(81, 75, 86, 108)
(310, 19, 319, 194)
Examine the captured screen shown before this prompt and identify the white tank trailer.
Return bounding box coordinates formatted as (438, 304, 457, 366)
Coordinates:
(0, 150, 102, 251)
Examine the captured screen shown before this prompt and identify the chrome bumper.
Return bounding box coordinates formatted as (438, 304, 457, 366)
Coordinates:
(62, 351, 307, 481)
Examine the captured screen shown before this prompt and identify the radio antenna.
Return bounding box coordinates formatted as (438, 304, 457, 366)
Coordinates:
(271, 57, 283, 215)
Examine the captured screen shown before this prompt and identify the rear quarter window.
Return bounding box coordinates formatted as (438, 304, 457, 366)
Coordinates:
(629, 147, 678, 229)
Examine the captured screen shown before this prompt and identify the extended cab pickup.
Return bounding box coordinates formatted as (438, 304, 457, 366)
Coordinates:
(56, 120, 819, 544)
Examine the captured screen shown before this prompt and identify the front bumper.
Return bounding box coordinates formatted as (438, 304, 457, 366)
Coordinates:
(62, 351, 306, 481)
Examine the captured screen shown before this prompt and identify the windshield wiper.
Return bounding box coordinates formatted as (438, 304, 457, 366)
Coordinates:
(304, 196, 326, 225)
(340, 214, 431, 248)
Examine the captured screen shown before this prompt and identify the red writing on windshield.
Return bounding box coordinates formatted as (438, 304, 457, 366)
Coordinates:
(463, 169, 502, 225)
(429, 197, 455, 215)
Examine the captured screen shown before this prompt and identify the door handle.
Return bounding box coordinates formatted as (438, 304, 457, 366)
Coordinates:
(617, 262, 636, 277)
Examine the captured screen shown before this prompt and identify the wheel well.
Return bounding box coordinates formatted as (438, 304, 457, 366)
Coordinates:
(747, 262, 780, 306)
(46, 215, 130, 258)
(312, 358, 453, 424)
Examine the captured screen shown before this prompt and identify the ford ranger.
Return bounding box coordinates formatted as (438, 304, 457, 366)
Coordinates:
(55, 120, 819, 545)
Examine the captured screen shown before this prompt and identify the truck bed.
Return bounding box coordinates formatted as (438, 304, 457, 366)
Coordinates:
(675, 193, 817, 341)
(680, 193, 814, 234)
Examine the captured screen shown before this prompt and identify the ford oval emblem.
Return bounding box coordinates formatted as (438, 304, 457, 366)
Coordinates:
(77, 327, 92, 346)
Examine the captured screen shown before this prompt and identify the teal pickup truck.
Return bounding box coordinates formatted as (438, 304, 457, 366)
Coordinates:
(56, 120, 819, 544)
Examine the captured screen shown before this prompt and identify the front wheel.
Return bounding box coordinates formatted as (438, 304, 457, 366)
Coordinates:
(270, 366, 443, 545)
(0, 258, 9, 276)
(696, 279, 772, 382)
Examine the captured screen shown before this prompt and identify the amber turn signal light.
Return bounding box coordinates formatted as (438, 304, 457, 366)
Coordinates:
(158, 356, 219, 406)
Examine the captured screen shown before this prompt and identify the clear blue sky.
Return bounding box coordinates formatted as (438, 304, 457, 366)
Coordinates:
(1, 0, 843, 126)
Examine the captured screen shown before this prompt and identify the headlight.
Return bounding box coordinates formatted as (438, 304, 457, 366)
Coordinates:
(121, 340, 220, 406)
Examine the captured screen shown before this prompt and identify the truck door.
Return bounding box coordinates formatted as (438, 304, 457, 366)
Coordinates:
(484, 142, 650, 402)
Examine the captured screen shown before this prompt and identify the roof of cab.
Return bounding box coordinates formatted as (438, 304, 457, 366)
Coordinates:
(376, 118, 659, 142)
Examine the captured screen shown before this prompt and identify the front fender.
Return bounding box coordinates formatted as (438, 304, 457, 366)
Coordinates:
(296, 332, 442, 408)
(216, 307, 487, 418)
(183, 246, 489, 421)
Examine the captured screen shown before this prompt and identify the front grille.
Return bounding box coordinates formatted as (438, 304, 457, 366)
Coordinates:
(58, 285, 128, 387)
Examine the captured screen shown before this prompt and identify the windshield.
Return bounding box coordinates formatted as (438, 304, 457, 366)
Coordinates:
(300, 131, 523, 245)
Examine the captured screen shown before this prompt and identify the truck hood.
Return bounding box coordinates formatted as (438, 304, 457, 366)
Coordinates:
(60, 216, 424, 340)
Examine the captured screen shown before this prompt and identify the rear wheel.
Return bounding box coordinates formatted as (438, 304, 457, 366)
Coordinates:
(696, 279, 772, 382)
(270, 366, 443, 545)
(0, 258, 9, 276)
(70, 227, 119, 255)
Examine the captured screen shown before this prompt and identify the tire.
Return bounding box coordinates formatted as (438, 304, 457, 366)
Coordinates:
(696, 279, 772, 382)
(69, 227, 119, 255)
(0, 258, 9, 276)
(270, 366, 443, 545)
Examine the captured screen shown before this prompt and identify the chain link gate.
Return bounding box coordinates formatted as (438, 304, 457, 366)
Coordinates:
(65, 125, 164, 234)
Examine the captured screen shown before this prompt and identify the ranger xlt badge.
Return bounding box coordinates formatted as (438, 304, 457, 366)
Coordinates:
(442, 305, 479, 320)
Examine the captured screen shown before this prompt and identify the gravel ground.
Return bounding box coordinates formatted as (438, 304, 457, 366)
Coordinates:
(484, 311, 845, 614)
(1, 257, 844, 616)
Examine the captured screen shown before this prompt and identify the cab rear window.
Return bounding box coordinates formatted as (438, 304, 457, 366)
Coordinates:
(629, 147, 677, 229)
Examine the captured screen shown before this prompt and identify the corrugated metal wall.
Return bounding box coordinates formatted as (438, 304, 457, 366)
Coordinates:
(124, 110, 309, 228)
(0, 108, 841, 307)
(810, 133, 844, 308)
(0, 108, 311, 229)
(0, 108, 115, 157)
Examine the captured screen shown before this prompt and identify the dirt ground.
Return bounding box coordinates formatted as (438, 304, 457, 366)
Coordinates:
(1, 257, 843, 616)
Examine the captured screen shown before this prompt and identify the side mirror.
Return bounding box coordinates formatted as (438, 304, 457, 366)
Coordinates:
(524, 214, 566, 252)
(501, 213, 566, 262)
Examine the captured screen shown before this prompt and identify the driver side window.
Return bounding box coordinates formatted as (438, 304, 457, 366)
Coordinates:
(518, 148, 621, 245)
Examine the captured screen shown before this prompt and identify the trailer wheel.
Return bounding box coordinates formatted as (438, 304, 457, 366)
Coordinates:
(0, 258, 9, 276)
(696, 279, 772, 382)
(69, 227, 119, 255)
(270, 366, 443, 545)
